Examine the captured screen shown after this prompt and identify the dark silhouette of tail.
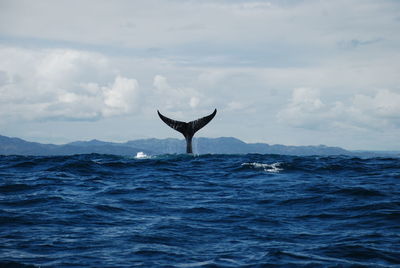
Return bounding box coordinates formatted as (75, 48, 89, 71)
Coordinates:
(157, 109, 217, 153)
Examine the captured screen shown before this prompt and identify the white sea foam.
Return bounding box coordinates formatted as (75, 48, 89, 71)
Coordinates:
(135, 151, 149, 159)
(177, 260, 214, 268)
(242, 162, 283, 173)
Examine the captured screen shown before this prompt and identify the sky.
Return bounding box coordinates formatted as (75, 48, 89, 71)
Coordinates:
(0, 0, 400, 150)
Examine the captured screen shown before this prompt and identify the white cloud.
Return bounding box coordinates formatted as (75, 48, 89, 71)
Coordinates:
(153, 75, 204, 110)
(279, 88, 400, 131)
(102, 76, 139, 116)
(189, 96, 200, 108)
(349, 89, 400, 128)
(277, 88, 329, 129)
(0, 46, 139, 121)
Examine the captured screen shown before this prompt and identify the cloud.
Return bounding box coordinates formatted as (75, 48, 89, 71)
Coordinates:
(2, 0, 397, 61)
(278, 88, 400, 130)
(153, 75, 204, 110)
(102, 76, 139, 116)
(0, 46, 140, 121)
(277, 88, 330, 129)
(1, 1, 400, 149)
(0, 70, 8, 86)
(225, 101, 247, 112)
(349, 89, 400, 128)
(337, 38, 383, 49)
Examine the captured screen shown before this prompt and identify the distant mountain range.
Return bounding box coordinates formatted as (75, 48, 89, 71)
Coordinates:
(0, 134, 398, 157)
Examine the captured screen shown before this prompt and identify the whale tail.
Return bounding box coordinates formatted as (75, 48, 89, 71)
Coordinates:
(157, 109, 217, 154)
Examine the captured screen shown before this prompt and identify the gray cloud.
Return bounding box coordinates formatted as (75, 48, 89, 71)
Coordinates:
(0, 0, 400, 149)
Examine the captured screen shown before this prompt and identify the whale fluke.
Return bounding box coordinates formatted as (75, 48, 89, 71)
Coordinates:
(157, 109, 217, 154)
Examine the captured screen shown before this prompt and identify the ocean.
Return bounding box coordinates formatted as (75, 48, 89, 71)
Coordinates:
(0, 153, 399, 267)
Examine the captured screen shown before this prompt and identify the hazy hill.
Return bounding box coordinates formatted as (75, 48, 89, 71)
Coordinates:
(0, 135, 143, 156)
(1, 134, 398, 157)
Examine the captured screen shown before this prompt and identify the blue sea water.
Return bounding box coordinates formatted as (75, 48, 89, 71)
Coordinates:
(0, 153, 399, 267)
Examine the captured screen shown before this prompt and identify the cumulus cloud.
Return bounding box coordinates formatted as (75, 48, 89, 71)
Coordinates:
(277, 88, 330, 129)
(349, 89, 400, 128)
(102, 76, 139, 116)
(278, 88, 400, 130)
(0, 46, 139, 121)
(153, 75, 203, 110)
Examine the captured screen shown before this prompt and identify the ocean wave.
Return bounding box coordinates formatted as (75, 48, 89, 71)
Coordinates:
(1, 154, 399, 267)
(241, 162, 283, 173)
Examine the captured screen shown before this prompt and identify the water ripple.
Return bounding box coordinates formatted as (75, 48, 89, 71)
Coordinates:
(0, 154, 399, 267)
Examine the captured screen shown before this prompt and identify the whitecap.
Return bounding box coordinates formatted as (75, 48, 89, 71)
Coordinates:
(242, 162, 283, 173)
(176, 260, 214, 268)
(135, 152, 149, 159)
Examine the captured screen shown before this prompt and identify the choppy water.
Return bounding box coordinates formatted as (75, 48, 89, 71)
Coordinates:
(0, 154, 399, 267)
